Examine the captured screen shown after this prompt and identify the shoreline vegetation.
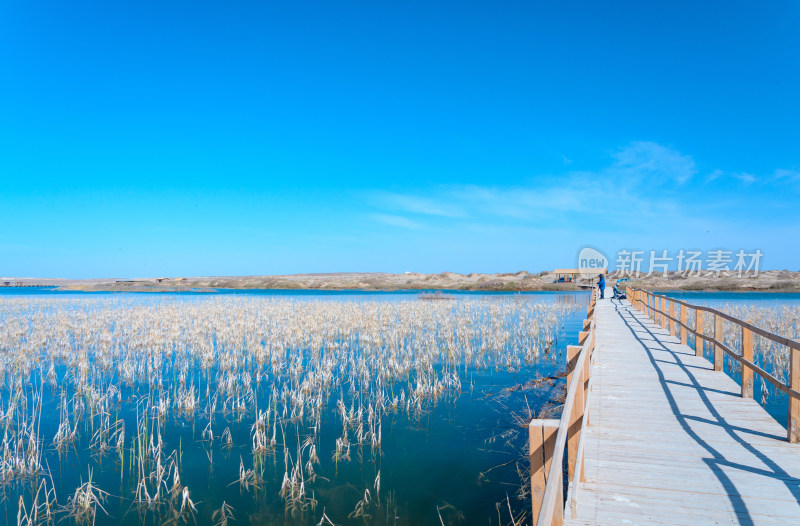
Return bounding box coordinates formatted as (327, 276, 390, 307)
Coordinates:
(0, 294, 579, 524)
(3, 270, 800, 293)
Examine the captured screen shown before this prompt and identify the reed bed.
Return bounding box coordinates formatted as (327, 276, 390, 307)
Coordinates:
(719, 304, 799, 407)
(0, 295, 581, 525)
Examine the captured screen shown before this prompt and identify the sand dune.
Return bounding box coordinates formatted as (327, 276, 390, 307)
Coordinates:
(3, 270, 799, 292)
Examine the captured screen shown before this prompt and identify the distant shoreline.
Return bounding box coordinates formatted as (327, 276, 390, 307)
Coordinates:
(2, 270, 799, 293)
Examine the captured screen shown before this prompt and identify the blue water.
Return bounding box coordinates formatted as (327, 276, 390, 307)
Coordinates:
(664, 290, 800, 307)
(0, 286, 586, 299)
(0, 289, 589, 526)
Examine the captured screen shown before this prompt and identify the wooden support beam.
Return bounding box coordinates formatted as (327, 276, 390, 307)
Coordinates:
(583, 342, 591, 391)
(661, 298, 667, 330)
(568, 367, 585, 484)
(581, 340, 591, 469)
(529, 419, 561, 526)
(654, 296, 659, 324)
(567, 345, 581, 388)
(657, 296, 662, 326)
(741, 323, 753, 398)
(791, 348, 800, 443)
(680, 305, 687, 346)
(659, 297, 663, 329)
(651, 295, 656, 322)
(669, 301, 675, 336)
(714, 314, 724, 372)
(695, 309, 703, 358)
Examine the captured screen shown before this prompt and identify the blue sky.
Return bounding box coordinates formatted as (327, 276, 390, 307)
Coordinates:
(1, 1, 798, 278)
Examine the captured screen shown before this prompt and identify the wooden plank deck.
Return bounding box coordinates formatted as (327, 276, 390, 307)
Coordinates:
(565, 295, 800, 525)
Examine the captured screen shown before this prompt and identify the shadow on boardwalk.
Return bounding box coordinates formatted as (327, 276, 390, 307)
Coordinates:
(566, 298, 800, 526)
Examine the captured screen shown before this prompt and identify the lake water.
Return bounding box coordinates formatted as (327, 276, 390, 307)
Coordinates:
(0, 289, 588, 526)
(663, 290, 800, 307)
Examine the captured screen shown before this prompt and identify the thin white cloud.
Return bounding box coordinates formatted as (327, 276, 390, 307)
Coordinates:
(369, 191, 466, 218)
(706, 170, 757, 184)
(611, 141, 697, 184)
(365, 141, 797, 236)
(774, 168, 800, 181)
(449, 183, 589, 219)
(370, 214, 423, 229)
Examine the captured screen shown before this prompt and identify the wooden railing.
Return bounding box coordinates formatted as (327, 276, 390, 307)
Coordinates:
(626, 286, 800, 443)
(529, 289, 596, 525)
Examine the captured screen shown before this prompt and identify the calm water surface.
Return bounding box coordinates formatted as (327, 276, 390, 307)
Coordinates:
(0, 289, 588, 526)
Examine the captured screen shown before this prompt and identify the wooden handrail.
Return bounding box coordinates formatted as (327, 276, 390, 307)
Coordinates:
(626, 286, 800, 442)
(530, 289, 597, 525)
(630, 288, 800, 351)
(567, 374, 592, 516)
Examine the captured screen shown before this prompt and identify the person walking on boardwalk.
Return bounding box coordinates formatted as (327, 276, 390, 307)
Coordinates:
(597, 273, 605, 299)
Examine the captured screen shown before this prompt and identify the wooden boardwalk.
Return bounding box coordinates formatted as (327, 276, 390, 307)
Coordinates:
(565, 294, 800, 525)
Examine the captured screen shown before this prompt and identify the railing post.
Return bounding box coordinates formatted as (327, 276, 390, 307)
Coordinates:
(741, 323, 753, 398)
(653, 295, 657, 323)
(680, 304, 687, 346)
(567, 344, 584, 484)
(790, 349, 800, 443)
(658, 298, 667, 329)
(714, 314, 724, 372)
(583, 338, 591, 394)
(576, 366, 586, 484)
(650, 294, 655, 320)
(669, 300, 675, 336)
(529, 419, 560, 526)
(694, 310, 703, 357)
(581, 335, 591, 470)
(655, 296, 660, 324)
(566, 345, 581, 397)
